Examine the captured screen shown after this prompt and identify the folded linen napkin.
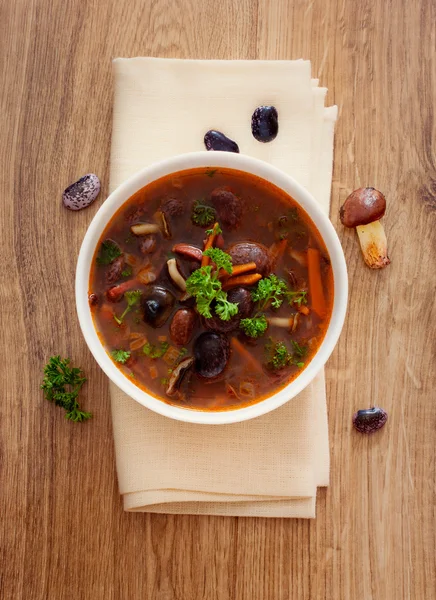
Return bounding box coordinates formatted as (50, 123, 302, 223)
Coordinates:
(109, 58, 337, 518)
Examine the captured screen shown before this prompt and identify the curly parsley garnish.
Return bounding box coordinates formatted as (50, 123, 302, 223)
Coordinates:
(191, 200, 216, 227)
(265, 339, 307, 370)
(113, 290, 142, 325)
(41, 356, 91, 422)
(96, 240, 122, 265)
(186, 249, 238, 321)
(251, 274, 288, 309)
(240, 315, 268, 338)
(111, 349, 131, 364)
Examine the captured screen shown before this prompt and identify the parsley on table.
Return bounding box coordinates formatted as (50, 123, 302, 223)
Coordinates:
(186, 249, 238, 321)
(113, 290, 142, 325)
(240, 315, 268, 338)
(111, 349, 131, 364)
(96, 240, 122, 265)
(143, 341, 169, 359)
(41, 356, 91, 422)
(191, 200, 216, 226)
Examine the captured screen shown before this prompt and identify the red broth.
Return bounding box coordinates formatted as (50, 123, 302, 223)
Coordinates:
(89, 167, 333, 411)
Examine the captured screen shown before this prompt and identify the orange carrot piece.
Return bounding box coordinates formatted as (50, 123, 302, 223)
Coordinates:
(149, 365, 158, 379)
(222, 273, 262, 291)
(231, 337, 263, 375)
(269, 238, 288, 269)
(307, 248, 326, 317)
(219, 261, 257, 280)
(297, 304, 310, 316)
(201, 222, 219, 267)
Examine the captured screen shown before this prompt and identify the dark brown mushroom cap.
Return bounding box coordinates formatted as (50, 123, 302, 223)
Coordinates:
(340, 187, 386, 228)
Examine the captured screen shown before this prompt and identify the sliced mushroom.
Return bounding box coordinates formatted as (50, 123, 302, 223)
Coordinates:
(166, 356, 194, 396)
(154, 210, 172, 239)
(131, 223, 160, 236)
(340, 188, 390, 268)
(167, 258, 186, 291)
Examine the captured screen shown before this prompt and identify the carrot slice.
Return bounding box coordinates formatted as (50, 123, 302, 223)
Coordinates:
(219, 261, 257, 280)
(230, 337, 263, 375)
(222, 273, 262, 290)
(297, 305, 310, 316)
(269, 238, 288, 269)
(307, 248, 326, 317)
(201, 222, 220, 267)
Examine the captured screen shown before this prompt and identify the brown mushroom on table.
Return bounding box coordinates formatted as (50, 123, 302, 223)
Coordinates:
(340, 187, 390, 269)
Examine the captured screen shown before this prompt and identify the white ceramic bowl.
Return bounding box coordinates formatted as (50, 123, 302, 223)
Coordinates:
(76, 152, 347, 424)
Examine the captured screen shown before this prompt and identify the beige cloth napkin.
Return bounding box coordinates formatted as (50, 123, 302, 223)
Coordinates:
(109, 58, 337, 518)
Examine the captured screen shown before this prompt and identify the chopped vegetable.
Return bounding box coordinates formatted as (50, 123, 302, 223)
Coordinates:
(240, 314, 268, 338)
(111, 349, 131, 363)
(219, 261, 257, 280)
(307, 248, 326, 317)
(41, 356, 91, 422)
(251, 274, 288, 309)
(143, 341, 170, 359)
(191, 200, 216, 226)
(201, 225, 224, 267)
(222, 272, 262, 290)
(96, 240, 122, 265)
(113, 290, 142, 324)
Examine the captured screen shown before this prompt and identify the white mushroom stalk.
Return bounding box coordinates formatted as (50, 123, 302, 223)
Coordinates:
(130, 223, 160, 235)
(356, 222, 390, 269)
(167, 258, 187, 291)
(267, 314, 300, 332)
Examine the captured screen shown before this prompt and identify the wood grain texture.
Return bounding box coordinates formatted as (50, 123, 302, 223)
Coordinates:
(1, 0, 435, 598)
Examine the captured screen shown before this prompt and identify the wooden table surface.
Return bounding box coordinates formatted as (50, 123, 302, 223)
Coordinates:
(2, 1, 435, 598)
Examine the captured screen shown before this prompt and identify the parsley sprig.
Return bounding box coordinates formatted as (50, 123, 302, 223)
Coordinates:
(112, 349, 131, 363)
(185, 248, 238, 321)
(96, 240, 122, 265)
(114, 290, 142, 325)
(265, 339, 307, 370)
(191, 200, 216, 227)
(41, 356, 91, 422)
(143, 341, 169, 359)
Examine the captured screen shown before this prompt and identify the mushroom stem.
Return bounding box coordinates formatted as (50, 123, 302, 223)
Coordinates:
(167, 258, 187, 291)
(356, 221, 390, 269)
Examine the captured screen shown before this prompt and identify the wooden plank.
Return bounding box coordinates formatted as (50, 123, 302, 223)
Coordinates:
(1, 0, 435, 598)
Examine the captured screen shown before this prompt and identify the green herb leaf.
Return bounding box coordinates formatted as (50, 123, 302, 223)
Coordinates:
(143, 341, 169, 359)
(121, 265, 133, 277)
(214, 291, 239, 321)
(160, 377, 169, 386)
(286, 289, 308, 307)
(111, 349, 131, 364)
(265, 339, 307, 370)
(240, 314, 268, 338)
(205, 169, 217, 178)
(113, 290, 142, 325)
(203, 247, 233, 274)
(96, 240, 122, 265)
(205, 223, 223, 236)
(41, 356, 91, 422)
(191, 200, 216, 226)
(252, 274, 288, 310)
(291, 340, 307, 358)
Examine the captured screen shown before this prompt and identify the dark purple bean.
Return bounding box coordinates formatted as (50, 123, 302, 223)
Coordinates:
(204, 130, 239, 153)
(62, 174, 100, 210)
(194, 332, 230, 379)
(88, 293, 98, 306)
(251, 106, 279, 143)
(227, 241, 271, 277)
(352, 407, 388, 434)
(139, 235, 157, 255)
(141, 286, 176, 328)
(105, 255, 125, 284)
(170, 308, 197, 345)
(210, 187, 243, 230)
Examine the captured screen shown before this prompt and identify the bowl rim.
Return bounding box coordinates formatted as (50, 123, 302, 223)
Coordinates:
(76, 151, 348, 424)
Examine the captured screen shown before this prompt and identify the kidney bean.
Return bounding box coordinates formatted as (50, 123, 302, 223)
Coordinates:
(105, 255, 125, 284)
(170, 308, 197, 345)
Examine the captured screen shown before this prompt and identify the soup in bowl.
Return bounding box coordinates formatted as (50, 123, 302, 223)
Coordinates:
(76, 152, 347, 424)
